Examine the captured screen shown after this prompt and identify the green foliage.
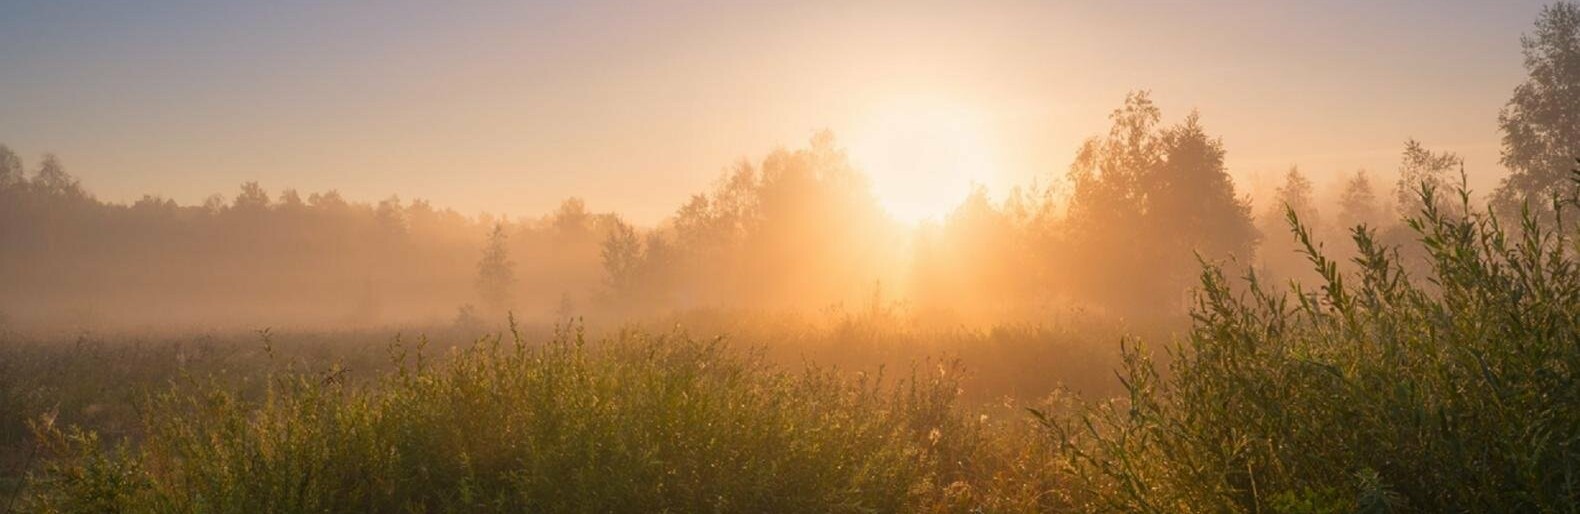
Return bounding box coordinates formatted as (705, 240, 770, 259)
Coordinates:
(1043, 181, 1580, 512)
(13, 325, 1028, 512)
(1496, 1, 1580, 219)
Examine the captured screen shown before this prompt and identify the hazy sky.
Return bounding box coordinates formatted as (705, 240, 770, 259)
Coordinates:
(0, 0, 1547, 223)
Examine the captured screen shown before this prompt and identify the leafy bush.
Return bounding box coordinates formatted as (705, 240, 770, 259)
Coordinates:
(1043, 184, 1580, 512)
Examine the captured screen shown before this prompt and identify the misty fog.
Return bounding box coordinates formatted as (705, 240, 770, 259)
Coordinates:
(0, 94, 1479, 334)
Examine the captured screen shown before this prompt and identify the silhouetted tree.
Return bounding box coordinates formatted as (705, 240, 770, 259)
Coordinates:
(375, 196, 408, 236)
(616, 132, 899, 311)
(1494, 1, 1580, 218)
(0, 145, 22, 190)
(453, 303, 480, 327)
(600, 219, 640, 291)
(552, 198, 593, 243)
(201, 193, 227, 214)
(668, 162, 757, 306)
(1062, 93, 1162, 313)
(1272, 167, 1318, 227)
(1151, 112, 1259, 264)
(1259, 166, 1321, 285)
(476, 224, 516, 315)
(233, 182, 271, 211)
(1062, 92, 1256, 315)
(1337, 170, 1383, 230)
(308, 190, 348, 210)
(1394, 139, 1463, 219)
(32, 154, 83, 198)
(279, 189, 305, 209)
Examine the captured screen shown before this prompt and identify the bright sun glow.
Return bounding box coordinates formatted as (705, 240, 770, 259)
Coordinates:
(848, 98, 1000, 224)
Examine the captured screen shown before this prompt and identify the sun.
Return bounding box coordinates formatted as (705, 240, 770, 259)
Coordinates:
(848, 98, 1000, 224)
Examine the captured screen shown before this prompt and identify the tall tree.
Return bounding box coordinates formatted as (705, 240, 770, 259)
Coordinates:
(1062, 92, 1257, 315)
(1152, 112, 1259, 278)
(476, 224, 517, 315)
(1494, 1, 1580, 216)
(1061, 92, 1163, 312)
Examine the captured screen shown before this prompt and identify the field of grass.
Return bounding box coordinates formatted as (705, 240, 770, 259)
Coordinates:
(1, 323, 1087, 512)
(4, 190, 1580, 512)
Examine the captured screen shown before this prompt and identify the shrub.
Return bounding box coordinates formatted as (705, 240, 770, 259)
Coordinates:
(1043, 183, 1580, 512)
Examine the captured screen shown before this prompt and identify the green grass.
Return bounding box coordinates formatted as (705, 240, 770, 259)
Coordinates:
(11, 325, 1079, 512)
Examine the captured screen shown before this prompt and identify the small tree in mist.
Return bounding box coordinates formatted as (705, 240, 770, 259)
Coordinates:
(601, 218, 643, 298)
(476, 224, 516, 315)
(30, 154, 84, 198)
(0, 145, 22, 189)
(1494, 1, 1580, 220)
(1258, 166, 1321, 285)
(233, 181, 271, 211)
(1336, 170, 1383, 231)
(597, 217, 681, 313)
(375, 195, 408, 236)
(1393, 139, 1463, 219)
(1275, 166, 1319, 228)
(552, 197, 593, 243)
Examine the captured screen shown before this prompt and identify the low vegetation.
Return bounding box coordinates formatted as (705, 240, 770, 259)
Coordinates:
(3, 181, 1579, 512)
(1043, 184, 1580, 512)
(9, 324, 1070, 512)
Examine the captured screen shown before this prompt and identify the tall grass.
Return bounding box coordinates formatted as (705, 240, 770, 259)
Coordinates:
(1042, 184, 1580, 512)
(15, 324, 1072, 512)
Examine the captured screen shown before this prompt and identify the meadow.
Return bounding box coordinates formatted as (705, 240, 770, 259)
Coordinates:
(2, 4, 1577, 510)
(5, 184, 1580, 512)
(0, 313, 1133, 512)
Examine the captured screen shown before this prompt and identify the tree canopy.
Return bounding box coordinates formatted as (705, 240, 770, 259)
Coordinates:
(1494, 1, 1580, 219)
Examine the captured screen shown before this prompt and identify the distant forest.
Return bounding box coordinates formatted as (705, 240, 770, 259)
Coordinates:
(1, 4, 1576, 332)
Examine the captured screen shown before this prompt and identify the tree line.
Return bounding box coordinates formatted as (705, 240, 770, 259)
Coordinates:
(1, 2, 1576, 332)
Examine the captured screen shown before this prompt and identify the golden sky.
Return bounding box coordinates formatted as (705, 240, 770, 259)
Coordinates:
(0, 1, 1544, 223)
